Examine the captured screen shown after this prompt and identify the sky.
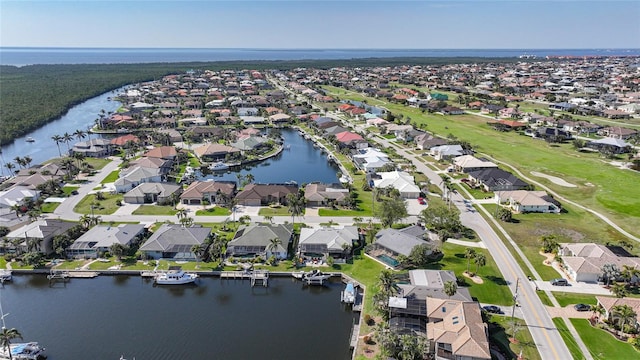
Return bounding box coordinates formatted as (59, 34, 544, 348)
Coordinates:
(1, 0, 639, 49)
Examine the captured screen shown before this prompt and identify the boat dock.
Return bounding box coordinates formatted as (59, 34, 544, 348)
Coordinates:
(349, 321, 360, 349)
(47, 270, 70, 285)
(220, 270, 269, 287)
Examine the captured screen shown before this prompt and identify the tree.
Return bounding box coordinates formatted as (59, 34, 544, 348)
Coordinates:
(444, 280, 457, 297)
(180, 216, 194, 228)
(244, 173, 255, 185)
(611, 283, 628, 299)
(611, 304, 637, 335)
(287, 192, 305, 227)
(408, 244, 432, 267)
(176, 208, 188, 220)
(191, 244, 205, 268)
(374, 270, 400, 319)
(465, 248, 476, 274)
(591, 304, 605, 321)
(267, 238, 283, 260)
(376, 197, 408, 228)
(418, 202, 462, 240)
(110, 243, 128, 261)
(51, 134, 64, 157)
(601, 263, 620, 287)
(497, 207, 513, 222)
(263, 215, 273, 224)
(62, 132, 74, 151)
(73, 129, 87, 142)
(540, 234, 560, 254)
(474, 252, 487, 275)
(0, 327, 22, 360)
(4, 162, 15, 175)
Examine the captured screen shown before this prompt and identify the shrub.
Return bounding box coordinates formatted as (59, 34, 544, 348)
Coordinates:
(364, 314, 375, 326)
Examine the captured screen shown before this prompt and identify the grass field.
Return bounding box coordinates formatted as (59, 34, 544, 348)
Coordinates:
(100, 170, 120, 184)
(258, 206, 292, 216)
(74, 193, 123, 215)
(552, 292, 610, 307)
(322, 85, 640, 239)
(61, 185, 79, 195)
(40, 202, 60, 213)
(570, 318, 638, 360)
(84, 157, 111, 170)
(132, 205, 177, 216)
(553, 317, 586, 360)
(195, 207, 231, 216)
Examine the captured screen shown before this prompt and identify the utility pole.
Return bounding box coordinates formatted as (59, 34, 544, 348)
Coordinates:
(511, 277, 520, 337)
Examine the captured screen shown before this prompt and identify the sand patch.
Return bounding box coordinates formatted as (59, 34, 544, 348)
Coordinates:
(540, 251, 556, 266)
(530, 171, 577, 188)
(463, 271, 484, 284)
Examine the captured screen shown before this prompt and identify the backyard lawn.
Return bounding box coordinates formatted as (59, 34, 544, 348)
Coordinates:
(570, 318, 638, 360)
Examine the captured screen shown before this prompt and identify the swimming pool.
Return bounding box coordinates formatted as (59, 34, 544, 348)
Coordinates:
(377, 254, 399, 267)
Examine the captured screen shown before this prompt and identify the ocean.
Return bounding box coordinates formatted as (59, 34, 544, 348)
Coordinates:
(1, 47, 639, 66)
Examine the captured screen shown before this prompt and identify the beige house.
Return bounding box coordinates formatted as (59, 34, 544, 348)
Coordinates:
(560, 243, 640, 283)
(495, 190, 561, 213)
(596, 296, 640, 331)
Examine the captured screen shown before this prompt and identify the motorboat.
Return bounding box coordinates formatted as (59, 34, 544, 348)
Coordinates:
(208, 162, 229, 171)
(341, 282, 356, 304)
(292, 269, 332, 284)
(0, 269, 12, 282)
(154, 266, 198, 285)
(0, 342, 46, 360)
(25, 137, 35, 143)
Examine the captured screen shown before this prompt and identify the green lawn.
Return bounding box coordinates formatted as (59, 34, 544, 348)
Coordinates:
(100, 170, 120, 184)
(195, 207, 231, 216)
(570, 318, 638, 360)
(322, 85, 640, 239)
(61, 185, 79, 195)
(84, 157, 111, 170)
(132, 205, 177, 216)
(553, 318, 586, 360)
(318, 207, 370, 216)
(537, 290, 553, 306)
(552, 292, 604, 307)
(489, 316, 541, 360)
(258, 206, 292, 216)
(73, 193, 123, 215)
(40, 202, 60, 213)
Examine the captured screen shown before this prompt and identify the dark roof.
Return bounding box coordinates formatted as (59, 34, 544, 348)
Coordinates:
(467, 168, 529, 189)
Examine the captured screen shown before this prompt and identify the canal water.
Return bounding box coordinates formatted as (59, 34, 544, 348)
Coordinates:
(0, 89, 123, 173)
(199, 128, 342, 185)
(3, 274, 355, 360)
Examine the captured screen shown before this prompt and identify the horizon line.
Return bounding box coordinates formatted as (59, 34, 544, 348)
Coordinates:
(2, 46, 639, 51)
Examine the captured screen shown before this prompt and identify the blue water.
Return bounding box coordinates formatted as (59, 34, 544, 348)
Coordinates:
(2, 47, 639, 66)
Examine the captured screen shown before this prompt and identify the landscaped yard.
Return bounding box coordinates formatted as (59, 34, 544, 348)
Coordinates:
(570, 318, 638, 360)
(195, 207, 231, 216)
(62, 185, 79, 195)
(73, 193, 123, 215)
(84, 157, 111, 170)
(132, 205, 177, 216)
(552, 292, 601, 307)
(258, 206, 292, 216)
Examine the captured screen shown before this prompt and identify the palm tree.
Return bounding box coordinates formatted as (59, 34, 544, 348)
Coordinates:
(444, 280, 458, 298)
(611, 283, 628, 298)
(287, 192, 305, 227)
(191, 244, 205, 269)
(13, 157, 24, 169)
(176, 208, 188, 220)
(73, 129, 87, 142)
(465, 248, 476, 274)
(179, 216, 194, 228)
(378, 270, 399, 296)
(590, 304, 605, 321)
(611, 304, 637, 335)
(0, 327, 23, 360)
(244, 173, 255, 185)
(266, 238, 282, 259)
(62, 132, 74, 151)
(263, 215, 273, 224)
(23, 156, 32, 169)
(26, 237, 42, 253)
(4, 162, 15, 176)
(474, 252, 487, 275)
(110, 243, 128, 261)
(79, 214, 92, 229)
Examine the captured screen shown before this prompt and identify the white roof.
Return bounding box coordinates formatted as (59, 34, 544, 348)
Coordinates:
(373, 171, 420, 194)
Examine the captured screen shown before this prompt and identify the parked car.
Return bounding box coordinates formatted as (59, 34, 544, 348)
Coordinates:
(417, 197, 427, 205)
(574, 304, 590, 312)
(482, 305, 502, 314)
(551, 278, 569, 286)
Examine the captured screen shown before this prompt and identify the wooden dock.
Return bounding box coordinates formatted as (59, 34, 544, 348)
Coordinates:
(68, 271, 99, 278)
(349, 322, 360, 349)
(220, 270, 269, 287)
(220, 271, 252, 279)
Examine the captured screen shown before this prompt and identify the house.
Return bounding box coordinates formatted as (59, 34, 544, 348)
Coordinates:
(234, 184, 298, 206)
(193, 143, 240, 162)
(139, 224, 211, 260)
(415, 134, 448, 151)
(559, 243, 640, 283)
(298, 226, 359, 262)
(549, 102, 576, 111)
(6, 219, 76, 255)
(66, 224, 146, 259)
(467, 168, 530, 192)
(453, 155, 498, 173)
(226, 223, 293, 259)
(430, 145, 464, 161)
(114, 166, 162, 193)
(495, 190, 561, 213)
(0, 186, 41, 211)
(335, 131, 366, 148)
(180, 181, 236, 205)
(369, 226, 436, 267)
(587, 137, 632, 154)
(351, 147, 391, 173)
(269, 113, 291, 123)
(230, 136, 268, 152)
(596, 297, 640, 332)
(441, 106, 464, 115)
(373, 171, 421, 199)
(129, 156, 173, 176)
(598, 126, 638, 140)
(534, 127, 572, 142)
(110, 134, 141, 147)
(143, 146, 177, 161)
(123, 182, 182, 205)
(304, 183, 349, 207)
(71, 138, 113, 157)
(236, 107, 259, 116)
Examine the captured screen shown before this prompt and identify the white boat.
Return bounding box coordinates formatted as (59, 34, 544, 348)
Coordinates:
(154, 266, 198, 285)
(25, 137, 35, 143)
(292, 269, 332, 284)
(341, 283, 356, 304)
(0, 342, 46, 360)
(208, 162, 229, 171)
(0, 270, 12, 282)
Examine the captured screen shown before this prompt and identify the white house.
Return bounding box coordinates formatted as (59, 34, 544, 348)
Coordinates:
(373, 171, 421, 199)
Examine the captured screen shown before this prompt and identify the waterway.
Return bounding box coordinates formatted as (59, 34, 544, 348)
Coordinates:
(199, 128, 341, 185)
(0, 89, 123, 174)
(2, 274, 355, 360)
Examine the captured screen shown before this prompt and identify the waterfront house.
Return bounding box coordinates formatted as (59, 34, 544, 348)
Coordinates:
(335, 131, 366, 148)
(123, 182, 182, 205)
(226, 223, 293, 260)
(369, 226, 436, 267)
(139, 224, 212, 260)
(66, 224, 146, 259)
(303, 183, 349, 207)
(114, 166, 163, 193)
(6, 219, 76, 255)
(194, 143, 240, 162)
(234, 184, 298, 206)
(180, 181, 236, 205)
(143, 146, 178, 161)
(111, 134, 141, 148)
(71, 138, 113, 158)
(298, 226, 359, 262)
(129, 157, 173, 177)
(351, 147, 390, 173)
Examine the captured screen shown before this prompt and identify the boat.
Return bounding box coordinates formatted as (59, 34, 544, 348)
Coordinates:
(154, 266, 198, 285)
(208, 162, 229, 171)
(0, 342, 47, 360)
(341, 283, 356, 304)
(292, 269, 332, 284)
(25, 137, 35, 143)
(0, 270, 12, 282)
